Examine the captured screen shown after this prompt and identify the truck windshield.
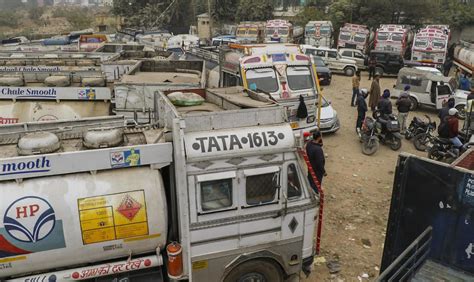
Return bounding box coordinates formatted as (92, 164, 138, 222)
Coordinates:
(237, 28, 246, 36)
(246, 68, 279, 93)
(305, 27, 315, 36)
(432, 40, 445, 49)
(248, 29, 258, 35)
(278, 28, 289, 36)
(266, 28, 276, 35)
(339, 32, 350, 41)
(377, 32, 389, 41)
(320, 27, 330, 36)
(287, 66, 314, 91)
(354, 34, 366, 43)
(391, 33, 404, 42)
(414, 39, 428, 48)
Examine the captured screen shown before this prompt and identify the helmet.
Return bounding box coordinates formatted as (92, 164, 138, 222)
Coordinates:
(449, 108, 458, 116)
(404, 85, 411, 91)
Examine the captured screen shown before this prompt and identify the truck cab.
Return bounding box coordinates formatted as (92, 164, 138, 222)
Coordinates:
(393, 67, 468, 115)
(301, 45, 358, 76)
(0, 87, 319, 282)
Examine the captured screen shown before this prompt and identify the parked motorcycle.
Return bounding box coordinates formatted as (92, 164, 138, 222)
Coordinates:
(360, 111, 403, 155)
(427, 137, 459, 163)
(412, 117, 437, 151)
(405, 115, 433, 140)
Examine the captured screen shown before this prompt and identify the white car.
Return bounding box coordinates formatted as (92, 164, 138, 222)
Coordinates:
(301, 45, 358, 76)
(413, 66, 443, 76)
(339, 48, 367, 70)
(318, 96, 340, 133)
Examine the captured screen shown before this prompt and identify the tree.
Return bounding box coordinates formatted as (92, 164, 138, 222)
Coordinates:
(213, 0, 239, 23)
(236, 0, 274, 21)
(435, 0, 474, 29)
(65, 8, 94, 30)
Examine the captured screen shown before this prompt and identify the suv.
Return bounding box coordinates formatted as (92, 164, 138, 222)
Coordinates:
(301, 45, 358, 76)
(366, 50, 404, 76)
(339, 48, 367, 70)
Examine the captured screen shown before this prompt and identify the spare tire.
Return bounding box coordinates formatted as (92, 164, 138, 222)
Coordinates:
(0, 76, 24, 86)
(82, 77, 105, 87)
(44, 75, 70, 87)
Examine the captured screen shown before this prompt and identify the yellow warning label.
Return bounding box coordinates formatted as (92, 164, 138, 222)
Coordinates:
(192, 260, 209, 270)
(78, 190, 148, 245)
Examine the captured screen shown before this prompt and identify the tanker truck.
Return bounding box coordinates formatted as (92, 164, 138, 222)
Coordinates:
(453, 40, 473, 75)
(0, 86, 320, 281)
(0, 69, 111, 124)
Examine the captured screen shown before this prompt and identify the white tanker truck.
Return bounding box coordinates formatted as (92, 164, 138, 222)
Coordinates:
(0, 87, 320, 281)
(454, 40, 474, 75)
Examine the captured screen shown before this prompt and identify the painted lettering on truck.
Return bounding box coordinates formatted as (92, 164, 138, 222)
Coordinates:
(0, 88, 57, 98)
(0, 157, 51, 176)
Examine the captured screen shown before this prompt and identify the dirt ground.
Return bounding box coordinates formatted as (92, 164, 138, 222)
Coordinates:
(303, 73, 439, 282)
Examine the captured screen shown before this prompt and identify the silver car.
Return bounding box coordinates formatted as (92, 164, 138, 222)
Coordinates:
(317, 96, 340, 133)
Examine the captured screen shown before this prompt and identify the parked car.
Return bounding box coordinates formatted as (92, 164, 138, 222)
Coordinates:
(318, 96, 340, 133)
(339, 48, 367, 70)
(392, 67, 468, 116)
(313, 56, 332, 85)
(301, 45, 358, 76)
(366, 50, 404, 76)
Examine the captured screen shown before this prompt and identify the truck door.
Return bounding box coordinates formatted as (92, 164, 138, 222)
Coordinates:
(436, 84, 452, 109)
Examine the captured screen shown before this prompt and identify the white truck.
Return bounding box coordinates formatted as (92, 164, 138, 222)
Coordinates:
(304, 21, 334, 48)
(113, 60, 206, 123)
(0, 70, 111, 124)
(0, 87, 320, 281)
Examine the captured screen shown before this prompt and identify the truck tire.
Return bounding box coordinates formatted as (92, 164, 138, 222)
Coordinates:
(375, 67, 384, 76)
(344, 66, 355, 76)
(409, 97, 418, 111)
(224, 260, 283, 282)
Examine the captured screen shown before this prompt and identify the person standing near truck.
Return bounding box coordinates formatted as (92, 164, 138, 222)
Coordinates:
(369, 74, 381, 111)
(351, 70, 361, 107)
(396, 85, 412, 134)
(356, 89, 368, 135)
(368, 54, 377, 80)
(306, 130, 326, 192)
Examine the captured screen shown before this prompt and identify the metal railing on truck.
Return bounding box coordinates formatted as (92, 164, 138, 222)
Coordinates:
(377, 226, 433, 282)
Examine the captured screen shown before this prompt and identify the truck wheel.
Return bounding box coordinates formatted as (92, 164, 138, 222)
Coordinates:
(344, 67, 355, 76)
(455, 104, 466, 120)
(409, 97, 418, 111)
(375, 67, 384, 76)
(224, 260, 283, 282)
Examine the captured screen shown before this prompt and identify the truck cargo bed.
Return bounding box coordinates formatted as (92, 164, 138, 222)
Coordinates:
(412, 260, 474, 282)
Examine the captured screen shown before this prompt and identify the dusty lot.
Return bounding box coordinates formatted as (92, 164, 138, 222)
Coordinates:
(304, 73, 439, 282)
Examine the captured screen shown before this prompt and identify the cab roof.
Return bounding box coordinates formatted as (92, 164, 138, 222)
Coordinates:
(398, 67, 452, 83)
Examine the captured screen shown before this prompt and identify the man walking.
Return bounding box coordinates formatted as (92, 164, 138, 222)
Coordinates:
(396, 85, 411, 134)
(369, 74, 381, 111)
(368, 54, 376, 80)
(306, 130, 326, 193)
(351, 70, 361, 107)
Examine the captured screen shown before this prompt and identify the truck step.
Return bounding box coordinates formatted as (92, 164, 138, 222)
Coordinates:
(411, 260, 474, 282)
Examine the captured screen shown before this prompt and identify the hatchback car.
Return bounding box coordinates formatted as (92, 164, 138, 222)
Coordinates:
(317, 96, 340, 133)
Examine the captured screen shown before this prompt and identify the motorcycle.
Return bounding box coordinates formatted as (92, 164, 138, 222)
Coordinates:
(427, 137, 459, 163)
(412, 117, 437, 151)
(405, 115, 433, 140)
(360, 111, 403, 155)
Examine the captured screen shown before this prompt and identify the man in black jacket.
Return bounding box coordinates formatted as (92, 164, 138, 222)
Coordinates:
(396, 92, 411, 134)
(306, 130, 326, 193)
(356, 89, 368, 135)
(439, 98, 455, 122)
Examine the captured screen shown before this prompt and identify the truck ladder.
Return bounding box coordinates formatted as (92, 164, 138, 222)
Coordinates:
(298, 148, 324, 255)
